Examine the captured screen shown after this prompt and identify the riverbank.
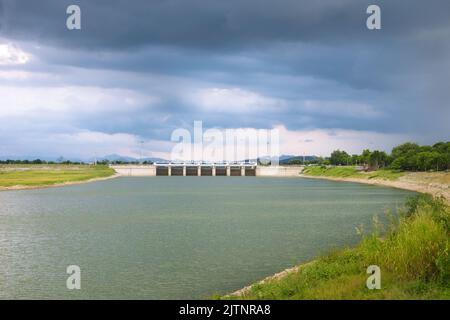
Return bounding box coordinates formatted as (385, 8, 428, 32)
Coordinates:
(0, 164, 117, 191)
(220, 194, 450, 299)
(220, 168, 450, 299)
(301, 167, 450, 202)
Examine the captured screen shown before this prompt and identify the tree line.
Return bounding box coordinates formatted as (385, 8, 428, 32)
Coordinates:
(0, 159, 153, 165)
(0, 159, 82, 165)
(288, 141, 450, 172)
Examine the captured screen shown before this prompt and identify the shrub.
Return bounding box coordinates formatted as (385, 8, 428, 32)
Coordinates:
(362, 195, 450, 281)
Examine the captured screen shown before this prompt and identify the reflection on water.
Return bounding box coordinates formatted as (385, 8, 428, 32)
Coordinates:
(0, 177, 415, 299)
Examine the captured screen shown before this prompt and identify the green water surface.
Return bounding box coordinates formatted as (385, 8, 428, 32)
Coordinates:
(0, 177, 415, 299)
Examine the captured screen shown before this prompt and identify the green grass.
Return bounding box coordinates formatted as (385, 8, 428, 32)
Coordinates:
(0, 165, 115, 187)
(365, 169, 405, 181)
(302, 166, 404, 181)
(217, 194, 450, 300)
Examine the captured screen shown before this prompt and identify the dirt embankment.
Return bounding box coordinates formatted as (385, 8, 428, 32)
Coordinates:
(300, 171, 450, 202)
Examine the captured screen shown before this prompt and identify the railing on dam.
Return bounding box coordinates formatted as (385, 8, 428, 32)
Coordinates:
(110, 163, 303, 177)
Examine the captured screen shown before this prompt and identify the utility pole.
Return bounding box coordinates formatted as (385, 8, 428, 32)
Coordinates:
(140, 140, 144, 164)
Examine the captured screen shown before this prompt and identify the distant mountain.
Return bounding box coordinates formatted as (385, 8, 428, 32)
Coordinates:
(96, 154, 137, 163)
(93, 154, 168, 163)
(254, 155, 318, 165)
(279, 155, 318, 164)
(279, 155, 296, 161)
(143, 157, 169, 163)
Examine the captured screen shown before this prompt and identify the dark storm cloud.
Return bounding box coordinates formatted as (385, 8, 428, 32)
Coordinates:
(2, 0, 450, 49)
(3, 0, 448, 95)
(5, 0, 366, 48)
(0, 0, 449, 158)
(3, 0, 445, 96)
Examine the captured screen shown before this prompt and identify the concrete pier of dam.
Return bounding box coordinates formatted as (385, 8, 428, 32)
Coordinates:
(110, 164, 303, 177)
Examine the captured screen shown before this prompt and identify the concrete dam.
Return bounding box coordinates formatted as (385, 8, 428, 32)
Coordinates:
(110, 164, 304, 177)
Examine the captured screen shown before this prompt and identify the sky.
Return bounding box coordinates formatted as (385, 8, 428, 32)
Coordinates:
(0, 0, 449, 160)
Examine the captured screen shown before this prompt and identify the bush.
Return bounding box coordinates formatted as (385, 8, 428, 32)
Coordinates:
(362, 195, 450, 282)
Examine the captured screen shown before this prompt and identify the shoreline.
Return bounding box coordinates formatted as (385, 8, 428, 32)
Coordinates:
(227, 261, 315, 297)
(0, 173, 121, 192)
(298, 173, 450, 202)
(226, 172, 450, 298)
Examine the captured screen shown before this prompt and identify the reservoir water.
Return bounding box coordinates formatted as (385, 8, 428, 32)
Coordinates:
(0, 177, 415, 299)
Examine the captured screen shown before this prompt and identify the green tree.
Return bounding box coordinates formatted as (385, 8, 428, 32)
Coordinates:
(369, 150, 389, 170)
(361, 149, 371, 167)
(330, 150, 351, 166)
(391, 142, 420, 160)
(288, 159, 303, 165)
(351, 154, 362, 165)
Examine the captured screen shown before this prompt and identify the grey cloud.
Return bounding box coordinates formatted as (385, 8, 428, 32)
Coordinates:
(0, 0, 449, 158)
(2, 0, 450, 50)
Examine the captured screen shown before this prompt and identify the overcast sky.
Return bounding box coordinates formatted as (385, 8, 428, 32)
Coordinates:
(0, 0, 449, 160)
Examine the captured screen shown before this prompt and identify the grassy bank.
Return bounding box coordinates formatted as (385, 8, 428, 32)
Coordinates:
(0, 164, 115, 188)
(219, 195, 450, 299)
(301, 166, 450, 201)
(302, 166, 405, 181)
